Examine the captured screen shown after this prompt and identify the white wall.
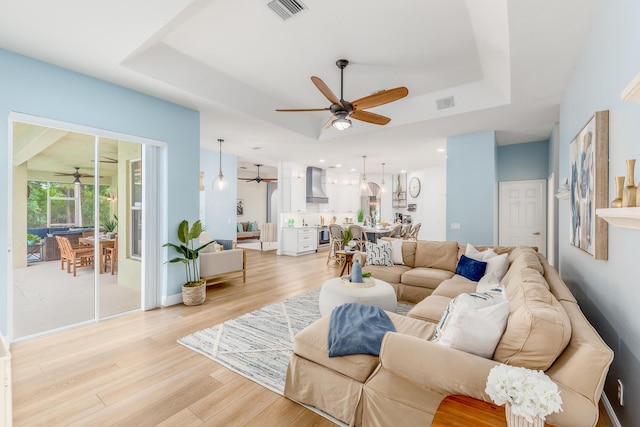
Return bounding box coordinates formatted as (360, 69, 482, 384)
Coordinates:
(237, 180, 267, 225)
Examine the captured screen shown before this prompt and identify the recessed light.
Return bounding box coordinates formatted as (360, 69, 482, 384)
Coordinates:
(350, 168, 356, 172)
(437, 148, 445, 153)
(400, 169, 406, 173)
(336, 164, 342, 168)
(319, 159, 325, 163)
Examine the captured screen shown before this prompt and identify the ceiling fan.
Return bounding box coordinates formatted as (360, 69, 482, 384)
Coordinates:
(239, 164, 277, 183)
(54, 167, 101, 183)
(276, 59, 408, 130)
(90, 156, 118, 164)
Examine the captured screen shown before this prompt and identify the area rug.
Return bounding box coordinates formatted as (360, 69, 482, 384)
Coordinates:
(177, 288, 413, 396)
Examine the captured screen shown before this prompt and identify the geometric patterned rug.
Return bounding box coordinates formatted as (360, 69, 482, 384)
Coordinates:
(177, 287, 414, 396)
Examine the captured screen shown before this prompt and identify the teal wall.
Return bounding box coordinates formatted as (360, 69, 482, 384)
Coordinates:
(446, 131, 497, 245)
(200, 148, 238, 240)
(0, 49, 201, 336)
(558, 1, 640, 424)
(497, 140, 549, 182)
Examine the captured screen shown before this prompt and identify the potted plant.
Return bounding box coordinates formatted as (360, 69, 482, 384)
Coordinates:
(163, 219, 214, 306)
(101, 215, 118, 239)
(342, 227, 353, 250)
(357, 208, 365, 224)
(27, 233, 41, 246)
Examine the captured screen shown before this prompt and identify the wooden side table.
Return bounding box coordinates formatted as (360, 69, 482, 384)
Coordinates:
(335, 250, 356, 276)
(432, 395, 552, 427)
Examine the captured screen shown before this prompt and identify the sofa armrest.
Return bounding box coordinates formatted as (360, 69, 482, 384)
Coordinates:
(378, 332, 499, 401)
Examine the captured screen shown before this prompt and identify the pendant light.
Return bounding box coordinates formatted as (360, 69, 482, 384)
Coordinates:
(380, 162, 386, 194)
(214, 139, 227, 191)
(360, 155, 373, 196)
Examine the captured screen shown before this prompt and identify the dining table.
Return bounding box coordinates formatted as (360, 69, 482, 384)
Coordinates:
(78, 236, 116, 274)
(363, 226, 394, 242)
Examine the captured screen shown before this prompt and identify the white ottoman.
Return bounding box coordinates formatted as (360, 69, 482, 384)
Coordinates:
(318, 277, 398, 316)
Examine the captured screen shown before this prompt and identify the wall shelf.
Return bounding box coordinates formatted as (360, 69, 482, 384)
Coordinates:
(622, 71, 640, 103)
(596, 207, 640, 229)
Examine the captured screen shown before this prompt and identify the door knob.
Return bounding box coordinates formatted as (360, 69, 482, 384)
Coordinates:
(533, 232, 541, 235)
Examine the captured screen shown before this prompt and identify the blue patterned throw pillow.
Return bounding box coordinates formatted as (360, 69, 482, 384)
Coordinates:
(455, 255, 487, 282)
(365, 241, 394, 266)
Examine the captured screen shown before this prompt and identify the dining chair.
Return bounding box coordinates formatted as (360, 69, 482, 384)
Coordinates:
(388, 224, 403, 238)
(400, 224, 412, 239)
(327, 224, 344, 265)
(56, 235, 94, 276)
(349, 224, 368, 251)
(406, 223, 422, 240)
(103, 235, 118, 274)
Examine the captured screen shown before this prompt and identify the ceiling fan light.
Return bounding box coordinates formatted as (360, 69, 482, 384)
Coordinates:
(332, 117, 352, 131)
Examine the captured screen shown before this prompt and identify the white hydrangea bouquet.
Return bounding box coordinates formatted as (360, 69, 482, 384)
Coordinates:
(485, 364, 562, 424)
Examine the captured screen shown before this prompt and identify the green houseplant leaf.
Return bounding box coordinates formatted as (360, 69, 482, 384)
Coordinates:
(164, 219, 214, 286)
(101, 214, 118, 233)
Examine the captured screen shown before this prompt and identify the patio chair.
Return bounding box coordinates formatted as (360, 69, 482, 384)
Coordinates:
(56, 235, 94, 277)
(103, 235, 118, 274)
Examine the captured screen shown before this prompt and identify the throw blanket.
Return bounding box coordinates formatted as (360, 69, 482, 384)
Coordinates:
(328, 303, 396, 357)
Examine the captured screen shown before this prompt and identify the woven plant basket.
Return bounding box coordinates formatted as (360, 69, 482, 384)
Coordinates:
(505, 403, 544, 427)
(182, 282, 206, 306)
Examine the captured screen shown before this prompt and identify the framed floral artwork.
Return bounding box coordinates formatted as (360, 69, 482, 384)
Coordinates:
(569, 110, 608, 260)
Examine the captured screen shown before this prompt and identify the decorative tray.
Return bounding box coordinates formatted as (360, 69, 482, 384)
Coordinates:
(340, 276, 375, 288)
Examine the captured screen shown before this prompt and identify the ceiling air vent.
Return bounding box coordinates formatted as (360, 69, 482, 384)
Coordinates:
(436, 96, 455, 110)
(266, 0, 307, 20)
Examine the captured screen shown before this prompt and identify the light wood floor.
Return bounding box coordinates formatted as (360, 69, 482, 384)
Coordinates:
(11, 249, 612, 426)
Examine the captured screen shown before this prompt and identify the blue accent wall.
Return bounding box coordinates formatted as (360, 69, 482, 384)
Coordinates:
(200, 148, 238, 240)
(0, 48, 201, 335)
(497, 140, 549, 182)
(558, 1, 640, 424)
(446, 131, 497, 245)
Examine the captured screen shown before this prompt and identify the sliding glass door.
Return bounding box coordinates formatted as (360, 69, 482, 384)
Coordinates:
(12, 120, 143, 340)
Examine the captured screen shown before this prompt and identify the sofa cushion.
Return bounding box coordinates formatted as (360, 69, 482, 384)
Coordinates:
(407, 294, 453, 323)
(455, 255, 487, 281)
(400, 267, 455, 290)
(432, 290, 509, 359)
(432, 275, 477, 298)
(493, 281, 571, 371)
(293, 311, 435, 383)
(413, 241, 459, 272)
(465, 244, 510, 281)
(362, 264, 412, 285)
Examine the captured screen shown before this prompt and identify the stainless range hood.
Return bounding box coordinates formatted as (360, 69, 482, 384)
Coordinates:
(306, 167, 329, 203)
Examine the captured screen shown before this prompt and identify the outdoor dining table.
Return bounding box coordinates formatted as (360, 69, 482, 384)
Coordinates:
(78, 236, 116, 274)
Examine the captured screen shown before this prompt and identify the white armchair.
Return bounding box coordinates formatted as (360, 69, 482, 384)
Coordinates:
(198, 233, 246, 286)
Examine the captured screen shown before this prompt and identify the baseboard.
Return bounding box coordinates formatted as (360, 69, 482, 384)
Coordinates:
(163, 293, 182, 307)
(601, 392, 622, 427)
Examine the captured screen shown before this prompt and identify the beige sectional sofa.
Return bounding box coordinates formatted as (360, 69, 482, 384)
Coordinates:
(284, 241, 613, 426)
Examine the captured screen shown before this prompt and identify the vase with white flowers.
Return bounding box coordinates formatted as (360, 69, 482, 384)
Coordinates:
(485, 364, 562, 427)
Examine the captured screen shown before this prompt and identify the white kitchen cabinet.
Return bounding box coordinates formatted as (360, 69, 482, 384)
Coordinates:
(282, 227, 317, 256)
(338, 174, 361, 213)
(280, 162, 307, 213)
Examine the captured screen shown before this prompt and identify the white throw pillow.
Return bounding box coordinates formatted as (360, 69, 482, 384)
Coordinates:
(365, 241, 394, 267)
(476, 272, 501, 293)
(391, 239, 404, 265)
(432, 289, 509, 359)
(465, 244, 509, 281)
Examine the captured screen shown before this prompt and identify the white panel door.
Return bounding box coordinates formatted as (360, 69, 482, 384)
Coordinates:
(499, 180, 547, 256)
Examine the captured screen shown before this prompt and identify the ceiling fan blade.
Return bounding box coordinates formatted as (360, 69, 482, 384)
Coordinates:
(322, 115, 337, 130)
(276, 108, 330, 112)
(351, 87, 409, 111)
(350, 110, 391, 125)
(311, 76, 341, 105)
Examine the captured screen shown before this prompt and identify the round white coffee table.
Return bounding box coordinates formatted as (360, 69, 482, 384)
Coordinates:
(318, 277, 398, 316)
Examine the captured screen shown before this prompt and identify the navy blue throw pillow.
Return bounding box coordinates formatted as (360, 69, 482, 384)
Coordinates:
(455, 254, 487, 282)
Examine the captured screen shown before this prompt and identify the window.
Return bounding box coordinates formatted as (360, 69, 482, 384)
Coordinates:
(130, 159, 142, 259)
